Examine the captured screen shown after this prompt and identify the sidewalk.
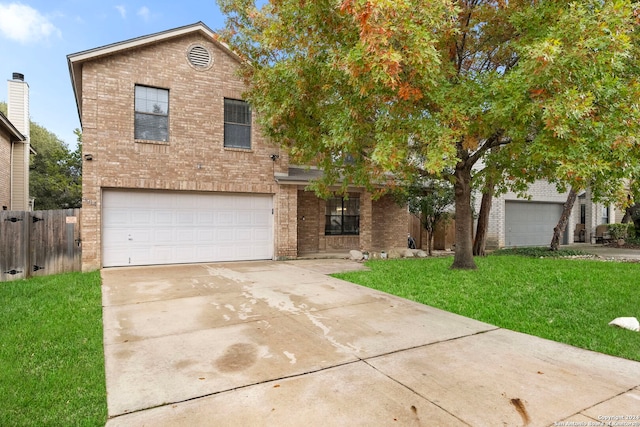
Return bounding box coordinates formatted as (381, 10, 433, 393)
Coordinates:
(564, 242, 640, 261)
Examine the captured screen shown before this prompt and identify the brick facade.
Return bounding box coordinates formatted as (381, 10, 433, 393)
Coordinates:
(275, 186, 298, 259)
(372, 194, 408, 250)
(296, 189, 407, 254)
(73, 28, 287, 270)
(69, 23, 410, 269)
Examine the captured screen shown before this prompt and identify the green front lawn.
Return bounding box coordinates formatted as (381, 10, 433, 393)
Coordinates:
(0, 271, 106, 426)
(334, 255, 640, 362)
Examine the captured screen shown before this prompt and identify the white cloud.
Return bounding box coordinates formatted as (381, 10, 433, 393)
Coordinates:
(0, 3, 61, 44)
(115, 5, 126, 19)
(137, 6, 150, 21)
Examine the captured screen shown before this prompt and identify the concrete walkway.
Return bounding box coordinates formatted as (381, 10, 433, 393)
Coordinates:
(102, 259, 640, 426)
(565, 242, 640, 261)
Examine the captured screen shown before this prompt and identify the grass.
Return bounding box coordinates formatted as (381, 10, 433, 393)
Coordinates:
(0, 271, 106, 426)
(333, 255, 640, 362)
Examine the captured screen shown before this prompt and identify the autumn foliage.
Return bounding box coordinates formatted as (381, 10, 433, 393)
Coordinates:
(218, 0, 640, 269)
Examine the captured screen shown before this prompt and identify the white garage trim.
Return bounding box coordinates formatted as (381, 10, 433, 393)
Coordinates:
(504, 201, 567, 247)
(102, 190, 273, 267)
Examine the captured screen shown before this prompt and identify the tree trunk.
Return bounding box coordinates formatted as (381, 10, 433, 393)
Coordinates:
(621, 196, 633, 223)
(427, 227, 433, 256)
(473, 179, 495, 256)
(621, 202, 640, 237)
(451, 163, 477, 269)
(550, 187, 577, 251)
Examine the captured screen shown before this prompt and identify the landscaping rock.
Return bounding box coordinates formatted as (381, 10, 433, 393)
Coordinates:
(415, 250, 428, 258)
(402, 249, 416, 258)
(387, 249, 403, 259)
(608, 317, 639, 332)
(349, 250, 364, 261)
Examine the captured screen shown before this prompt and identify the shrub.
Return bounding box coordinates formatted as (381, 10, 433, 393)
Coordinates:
(607, 223, 629, 240)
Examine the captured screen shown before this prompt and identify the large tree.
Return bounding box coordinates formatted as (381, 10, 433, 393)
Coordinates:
(29, 125, 82, 210)
(1, 103, 82, 210)
(218, 0, 640, 269)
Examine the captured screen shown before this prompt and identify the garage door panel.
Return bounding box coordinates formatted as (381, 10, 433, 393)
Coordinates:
(103, 249, 130, 267)
(236, 229, 252, 242)
(177, 211, 195, 225)
(254, 213, 270, 226)
(253, 228, 270, 241)
(217, 212, 234, 225)
(152, 229, 173, 243)
(197, 212, 214, 225)
(505, 201, 565, 247)
(196, 229, 215, 241)
(237, 212, 252, 225)
(103, 208, 130, 226)
(103, 191, 274, 267)
(216, 229, 234, 242)
(177, 230, 197, 242)
(151, 210, 172, 225)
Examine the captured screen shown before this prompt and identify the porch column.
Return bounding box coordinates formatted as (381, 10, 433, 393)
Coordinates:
(360, 191, 372, 251)
(275, 185, 298, 259)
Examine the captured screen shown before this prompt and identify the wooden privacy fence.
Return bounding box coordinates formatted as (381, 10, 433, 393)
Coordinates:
(0, 209, 81, 282)
(408, 214, 456, 251)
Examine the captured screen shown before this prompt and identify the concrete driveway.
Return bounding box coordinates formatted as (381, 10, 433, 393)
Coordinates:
(102, 260, 640, 426)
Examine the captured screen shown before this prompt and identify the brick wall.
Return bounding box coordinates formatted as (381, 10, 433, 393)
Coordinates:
(297, 190, 407, 253)
(0, 133, 10, 209)
(78, 32, 287, 270)
(297, 189, 321, 254)
(372, 194, 408, 250)
(275, 186, 297, 259)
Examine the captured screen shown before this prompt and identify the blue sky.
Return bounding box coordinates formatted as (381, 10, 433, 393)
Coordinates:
(0, 1, 228, 149)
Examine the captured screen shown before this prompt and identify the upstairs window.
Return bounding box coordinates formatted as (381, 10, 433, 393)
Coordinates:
(135, 85, 169, 142)
(325, 197, 360, 235)
(224, 98, 251, 149)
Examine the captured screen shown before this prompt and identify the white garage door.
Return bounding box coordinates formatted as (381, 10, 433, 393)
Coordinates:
(102, 190, 273, 267)
(505, 201, 566, 247)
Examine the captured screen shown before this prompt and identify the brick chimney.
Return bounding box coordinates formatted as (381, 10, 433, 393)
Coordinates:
(7, 73, 31, 211)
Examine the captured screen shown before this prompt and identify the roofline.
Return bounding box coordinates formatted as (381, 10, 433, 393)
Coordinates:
(275, 167, 390, 190)
(0, 111, 25, 142)
(67, 22, 242, 126)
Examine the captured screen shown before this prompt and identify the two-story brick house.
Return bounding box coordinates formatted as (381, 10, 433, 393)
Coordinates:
(68, 22, 406, 271)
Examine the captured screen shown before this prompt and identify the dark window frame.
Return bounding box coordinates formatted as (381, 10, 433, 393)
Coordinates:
(325, 197, 360, 236)
(224, 98, 252, 149)
(134, 85, 169, 142)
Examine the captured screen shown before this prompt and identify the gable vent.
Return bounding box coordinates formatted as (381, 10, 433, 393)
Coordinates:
(187, 45, 212, 69)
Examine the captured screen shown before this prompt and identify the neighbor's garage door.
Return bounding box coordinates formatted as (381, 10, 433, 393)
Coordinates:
(102, 190, 273, 267)
(505, 201, 566, 247)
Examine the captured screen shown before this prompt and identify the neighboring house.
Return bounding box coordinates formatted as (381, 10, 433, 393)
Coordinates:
(0, 73, 32, 211)
(67, 22, 406, 271)
(479, 180, 617, 248)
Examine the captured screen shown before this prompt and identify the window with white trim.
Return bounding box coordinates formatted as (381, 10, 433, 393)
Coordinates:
(134, 85, 169, 142)
(602, 206, 610, 224)
(224, 98, 251, 149)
